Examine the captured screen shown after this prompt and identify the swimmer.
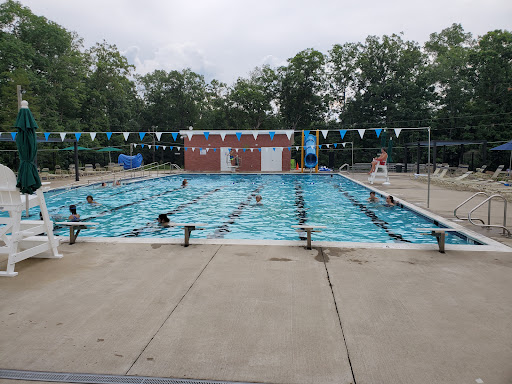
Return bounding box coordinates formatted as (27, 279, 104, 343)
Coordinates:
(384, 195, 395, 207)
(157, 213, 171, 227)
(368, 191, 379, 203)
(113, 180, 121, 186)
(101, 182, 107, 187)
(86, 195, 100, 205)
(255, 195, 262, 204)
(68, 205, 80, 222)
(182, 179, 188, 187)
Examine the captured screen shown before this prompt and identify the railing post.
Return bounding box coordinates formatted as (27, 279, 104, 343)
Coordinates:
(488, 200, 492, 228)
(503, 200, 507, 235)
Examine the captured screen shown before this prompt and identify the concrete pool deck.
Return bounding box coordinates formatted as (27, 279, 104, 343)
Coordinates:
(1, 173, 512, 384)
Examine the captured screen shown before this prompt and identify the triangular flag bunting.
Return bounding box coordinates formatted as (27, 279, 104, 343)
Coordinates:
(171, 132, 178, 141)
(235, 148, 239, 152)
(334, 143, 338, 148)
(162, 146, 166, 150)
(375, 129, 382, 138)
(191, 147, 195, 152)
(204, 132, 210, 140)
(141, 144, 145, 148)
(394, 128, 402, 137)
(206, 148, 209, 152)
(106, 132, 113, 140)
(155, 132, 162, 141)
(170, 146, 173, 150)
(156, 145, 159, 149)
(295, 146, 299, 151)
(326, 144, 330, 148)
(148, 145, 152, 149)
(258, 148, 261, 152)
(123, 132, 130, 141)
(342, 143, 346, 148)
(177, 147, 180, 151)
(319, 144, 322, 149)
(250, 148, 254, 152)
(90, 132, 96, 141)
(134, 144, 137, 148)
(220, 132, 226, 141)
(11, 132, 16, 141)
(243, 148, 246, 152)
(321, 130, 328, 139)
(269, 131, 275, 140)
(213, 148, 217, 152)
(75, 133, 81, 141)
(288, 147, 291, 151)
(252, 132, 259, 140)
(357, 129, 365, 139)
(184, 147, 188, 151)
(340, 130, 347, 139)
(44, 132, 51, 141)
(60, 132, 66, 141)
(139, 132, 146, 140)
(273, 148, 276, 151)
(235, 132, 242, 141)
(286, 131, 293, 140)
(186, 132, 193, 141)
(304, 130, 310, 137)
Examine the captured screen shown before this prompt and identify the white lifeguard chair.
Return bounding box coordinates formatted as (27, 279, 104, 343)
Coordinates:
(0, 164, 62, 277)
(368, 161, 390, 185)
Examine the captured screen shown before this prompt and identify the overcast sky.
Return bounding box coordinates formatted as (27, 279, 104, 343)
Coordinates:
(12, 0, 512, 84)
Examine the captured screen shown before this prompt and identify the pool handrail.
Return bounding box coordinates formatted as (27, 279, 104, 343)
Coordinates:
(338, 164, 350, 172)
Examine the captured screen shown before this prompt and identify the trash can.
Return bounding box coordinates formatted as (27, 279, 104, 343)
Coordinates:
(395, 164, 403, 173)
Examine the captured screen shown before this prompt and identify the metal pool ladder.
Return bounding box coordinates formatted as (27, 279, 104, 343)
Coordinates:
(454, 192, 510, 236)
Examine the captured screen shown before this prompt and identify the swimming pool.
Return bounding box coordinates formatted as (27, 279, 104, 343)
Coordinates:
(37, 174, 481, 245)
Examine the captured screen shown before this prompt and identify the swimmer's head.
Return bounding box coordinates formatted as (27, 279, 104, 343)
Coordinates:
(86, 196, 93, 203)
(255, 195, 262, 203)
(69, 205, 77, 214)
(158, 214, 170, 223)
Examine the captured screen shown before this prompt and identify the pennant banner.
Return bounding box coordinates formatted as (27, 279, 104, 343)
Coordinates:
(60, 133, 66, 141)
(340, 130, 347, 139)
(236, 132, 242, 141)
(75, 133, 81, 142)
(90, 132, 96, 141)
(44, 132, 51, 141)
(220, 132, 226, 141)
(171, 132, 178, 141)
(375, 129, 382, 138)
(394, 128, 402, 137)
(106, 132, 113, 140)
(269, 131, 275, 141)
(213, 148, 217, 152)
(204, 132, 210, 140)
(141, 144, 145, 148)
(139, 132, 146, 140)
(148, 145, 152, 149)
(156, 145, 159, 149)
(155, 132, 162, 141)
(321, 130, 328, 139)
(286, 131, 293, 140)
(342, 142, 346, 148)
(357, 129, 365, 139)
(186, 132, 193, 141)
(304, 130, 310, 137)
(252, 132, 259, 140)
(11, 132, 16, 141)
(123, 132, 130, 141)
(334, 143, 338, 148)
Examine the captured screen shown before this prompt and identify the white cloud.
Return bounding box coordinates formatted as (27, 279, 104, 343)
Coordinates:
(13, 0, 512, 84)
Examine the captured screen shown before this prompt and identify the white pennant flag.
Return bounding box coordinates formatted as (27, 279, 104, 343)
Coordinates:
(321, 130, 328, 139)
(295, 146, 299, 151)
(148, 145, 152, 149)
(60, 132, 66, 141)
(342, 142, 347, 147)
(357, 129, 365, 139)
(155, 132, 162, 141)
(252, 132, 259, 140)
(234, 148, 239, 152)
(220, 132, 226, 141)
(90, 132, 96, 141)
(250, 148, 254, 152)
(186, 132, 193, 141)
(394, 128, 402, 137)
(326, 144, 330, 148)
(162, 146, 166, 150)
(191, 147, 195, 152)
(285, 131, 293, 140)
(133, 144, 137, 148)
(177, 147, 180, 151)
(206, 148, 209, 152)
(123, 132, 130, 141)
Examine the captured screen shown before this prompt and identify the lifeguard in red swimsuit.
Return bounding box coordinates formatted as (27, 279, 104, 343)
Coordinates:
(369, 148, 388, 174)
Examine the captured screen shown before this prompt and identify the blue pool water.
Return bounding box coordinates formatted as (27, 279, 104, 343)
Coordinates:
(34, 174, 479, 245)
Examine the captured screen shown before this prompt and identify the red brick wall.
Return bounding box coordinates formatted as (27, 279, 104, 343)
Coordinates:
(184, 133, 293, 172)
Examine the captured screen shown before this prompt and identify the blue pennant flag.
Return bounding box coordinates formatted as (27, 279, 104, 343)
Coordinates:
(236, 132, 242, 141)
(319, 144, 322, 149)
(258, 148, 261, 152)
(243, 148, 246, 152)
(106, 132, 113, 140)
(269, 131, 275, 140)
(170, 146, 173, 150)
(303, 146, 307, 150)
(213, 148, 217, 152)
(273, 148, 276, 151)
(75, 133, 81, 141)
(139, 132, 146, 140)
(204, 132, 210, 140)
(288, 147, 291, 151)
(375, 129, 382, 138)
(11, 132, 17, 141)
(171, 132, 178, 141)
(184, 147, 188, 151)
(156, 145, 159, 149)
(141, 143, 145, 148)
(44, 132, 51, 141)
(304, 130, 310, 137)
(340, 130, 347, 139)
(334, 143, 338, 148)
(199, 148, 203, 151)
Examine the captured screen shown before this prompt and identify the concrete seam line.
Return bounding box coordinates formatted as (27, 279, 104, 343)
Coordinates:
(125, 244, 223, 374)
(320, 247, 357, 384)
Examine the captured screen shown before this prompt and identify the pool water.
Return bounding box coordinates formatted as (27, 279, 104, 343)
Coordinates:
(37, 174, 478, 245)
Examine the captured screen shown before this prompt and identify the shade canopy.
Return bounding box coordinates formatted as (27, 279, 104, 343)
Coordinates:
(490, 140, 512, 151)
(14, 101, 41, 194)
(60, 146, 91, 151)
(96, 147, 122, 152)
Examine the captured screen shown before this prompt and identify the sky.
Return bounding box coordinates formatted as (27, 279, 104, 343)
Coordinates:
(12, 0, 512, 84)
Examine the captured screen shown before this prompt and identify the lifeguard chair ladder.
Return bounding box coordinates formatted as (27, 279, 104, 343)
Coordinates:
(368, 162, 390, 185)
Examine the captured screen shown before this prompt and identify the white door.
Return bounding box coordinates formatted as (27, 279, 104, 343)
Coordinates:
(220, 147, 231, 172)
(261, 148, 282, 172)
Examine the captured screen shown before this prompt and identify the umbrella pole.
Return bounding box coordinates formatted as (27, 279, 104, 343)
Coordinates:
(427, 127, 431, 209)
(74, 141, 79, 181)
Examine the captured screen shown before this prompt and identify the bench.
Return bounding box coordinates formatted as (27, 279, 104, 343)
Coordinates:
(170, 223, 207, 247)
(416, 228, 458, 253)
(55, 222, 99, 245)
(291, 225, 327, 249)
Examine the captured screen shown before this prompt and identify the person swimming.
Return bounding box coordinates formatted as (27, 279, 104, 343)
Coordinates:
(182, 179, 188, 187)
(255, 195, 263, 204)
(384, 195, 395, 207)
(368, 191, 379, 203)
(157, 213, 171, 227)
(68, 205, 80, 222)
(86, 195, 100, 205)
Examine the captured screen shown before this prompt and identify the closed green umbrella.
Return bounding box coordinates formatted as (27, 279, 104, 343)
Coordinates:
(15, 101, 41, 194)
(387, 136, 393, 163)
(60, 146, 91, 151)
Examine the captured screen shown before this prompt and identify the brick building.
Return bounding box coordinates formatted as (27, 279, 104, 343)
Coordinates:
(180, 130, 294, 172)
